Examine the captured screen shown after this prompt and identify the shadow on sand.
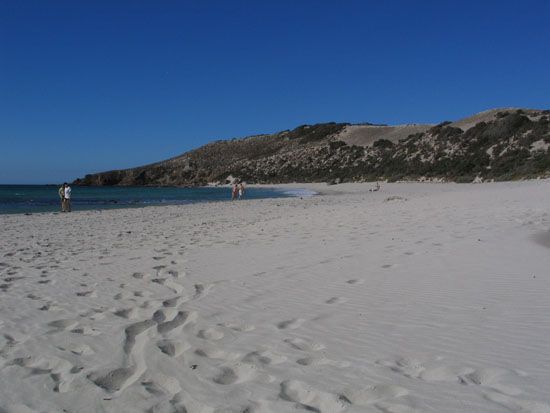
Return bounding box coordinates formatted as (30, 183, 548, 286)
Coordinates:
(532, 230, 550, 249)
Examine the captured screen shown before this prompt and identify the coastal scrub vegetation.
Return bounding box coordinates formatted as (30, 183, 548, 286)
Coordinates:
(75, 110, 550, 186)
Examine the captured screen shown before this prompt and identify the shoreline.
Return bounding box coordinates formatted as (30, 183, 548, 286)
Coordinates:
(0, 185, 310, 216)
(4, 178, 550, 216)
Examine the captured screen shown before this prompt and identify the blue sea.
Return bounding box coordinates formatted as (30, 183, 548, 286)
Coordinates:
(0, 185, 316, 215)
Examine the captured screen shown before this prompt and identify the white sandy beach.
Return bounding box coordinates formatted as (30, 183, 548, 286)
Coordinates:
(1, 181, 550, 413)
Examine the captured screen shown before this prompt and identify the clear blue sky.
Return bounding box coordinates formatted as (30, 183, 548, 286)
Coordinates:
(1, 0, 549, 184)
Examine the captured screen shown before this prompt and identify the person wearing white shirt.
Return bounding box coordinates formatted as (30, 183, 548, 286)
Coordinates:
(63, 183, 72, 212)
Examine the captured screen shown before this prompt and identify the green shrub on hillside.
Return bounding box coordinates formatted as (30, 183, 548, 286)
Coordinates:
(373, 139, 394, 149)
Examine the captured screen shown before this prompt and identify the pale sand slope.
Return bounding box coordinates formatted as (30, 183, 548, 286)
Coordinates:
(334, 124, 433, 147)
(1, 181, 550, 413)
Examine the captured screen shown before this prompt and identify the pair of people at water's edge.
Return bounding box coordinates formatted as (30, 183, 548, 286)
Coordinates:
(231, 182, 245, 200)
(58, 183, 72, 212)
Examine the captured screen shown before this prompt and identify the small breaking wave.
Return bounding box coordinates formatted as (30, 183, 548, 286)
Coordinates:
(280, 188, 318, 197)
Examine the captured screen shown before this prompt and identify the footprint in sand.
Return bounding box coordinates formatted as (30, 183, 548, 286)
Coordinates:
(4, 276, 25, 283)
(346, 279, 364, 285)
(197, 328, 224, 341)
(277, 318, 305, 330)
(379, 356, 524, 398)
(218, 322, 255, 332)
(194, 346, 240, 361)
(27, 294, 41, 300)
(325, 297, 348, 304)
(139, 300, 157, 310)
(279, 380, 347, 412)
(39, 302, 61, 312)
(157, 339, 190, 357)
(377, 356, 428, 378)
(76, 290, 97, 298)
(48, 319, 79, 332)
(212, 364, 257, 385)
(89, 365, 139, 393)
(123, 320, 156, 354)
(166, 269, 180, 278)
(193, 283, 213, 299)
(153, 391, 216, 413)
(243, 350, 287, 366)
(163, 279, 184, 294)
(484, 392, 550, 413)
(90, 319, 156, 393)
(58, 343, 95, 356)
(296, 356, 350, 368)
(152, 309, 169, 323)
(71, 326, 100, 336)
(141, 373, 181, 396)
(162, 296, 187, 308)
(157, 311, 197, 334)
(460, 368, 523, 395)
(114, 308, 139, 319)
(9, 355, 76, 393)
(339, 384, 409, 406)
(284, 338, 325, 352)
(114, 291, 133, 301)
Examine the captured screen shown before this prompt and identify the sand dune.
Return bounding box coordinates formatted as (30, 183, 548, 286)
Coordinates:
(334, 108, 545, 149)
(1, 181, 550, 412)
(335, 124, 432, 147)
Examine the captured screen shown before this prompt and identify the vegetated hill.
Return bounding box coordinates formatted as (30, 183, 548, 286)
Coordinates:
(75, 108, 550, 186)
(449, 107, 534, 131)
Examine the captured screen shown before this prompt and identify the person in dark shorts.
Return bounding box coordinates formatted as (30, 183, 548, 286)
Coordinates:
(58, 184, 66, 212)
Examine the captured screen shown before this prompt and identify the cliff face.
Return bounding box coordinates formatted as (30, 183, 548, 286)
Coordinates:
(75, 109, 550, 186)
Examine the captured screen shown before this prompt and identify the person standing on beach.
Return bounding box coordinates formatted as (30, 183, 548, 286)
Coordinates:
(63, 183, 72, 212)
(238, 182, 245, 200)
(231, 183, 238, 200)
(58, 184, 66, 212)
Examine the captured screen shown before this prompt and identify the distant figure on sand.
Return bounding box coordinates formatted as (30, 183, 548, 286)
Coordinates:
(58, 184, 66, 212)
(238, 183, 245, 200)
(63, 183, 72, 212)
(231, 183, 238, 200)
(370, 182, 381, 192)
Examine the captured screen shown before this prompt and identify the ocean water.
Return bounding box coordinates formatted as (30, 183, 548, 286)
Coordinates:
(0, 185, 315, 215)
